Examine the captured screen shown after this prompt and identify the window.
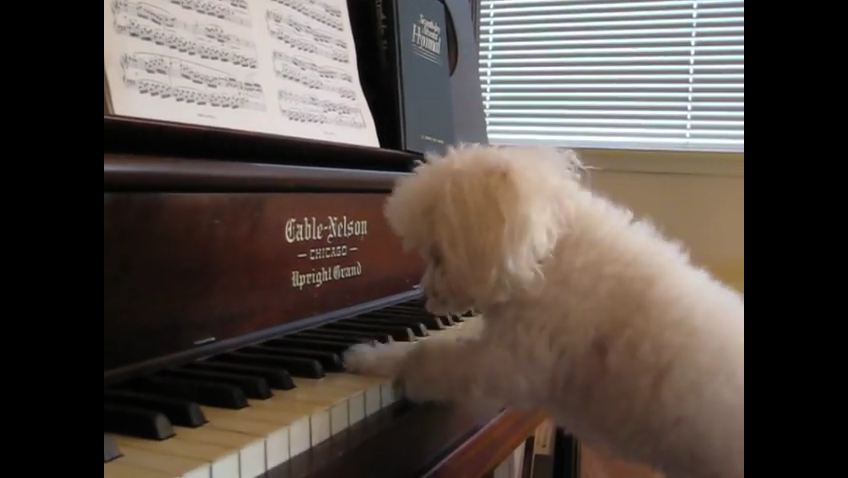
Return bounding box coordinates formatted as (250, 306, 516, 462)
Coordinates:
(478, 1, 744, 152)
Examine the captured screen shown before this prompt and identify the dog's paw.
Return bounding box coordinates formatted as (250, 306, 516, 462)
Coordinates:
(343, 341, 415, 377)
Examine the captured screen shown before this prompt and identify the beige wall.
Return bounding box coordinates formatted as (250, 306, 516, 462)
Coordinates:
(580, 152, 744, 293)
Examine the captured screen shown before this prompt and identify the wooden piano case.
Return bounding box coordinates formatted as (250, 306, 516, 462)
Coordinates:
(104, 115, 548, 477)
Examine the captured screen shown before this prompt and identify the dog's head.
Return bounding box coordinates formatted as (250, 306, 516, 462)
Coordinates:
(385, 145, 582, 314)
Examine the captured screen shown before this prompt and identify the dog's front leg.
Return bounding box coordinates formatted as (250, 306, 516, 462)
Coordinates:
(343, 340, 416, 378)
(344, 336, 498, 401)
(395, 336, 508, 409)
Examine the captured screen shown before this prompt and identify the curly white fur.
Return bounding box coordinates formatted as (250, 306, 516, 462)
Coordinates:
(344, 145, 744, 478)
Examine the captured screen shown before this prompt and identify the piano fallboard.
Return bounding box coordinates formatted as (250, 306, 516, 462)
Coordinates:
(105, 191, 422, 375)
(105, 152, 424, 382)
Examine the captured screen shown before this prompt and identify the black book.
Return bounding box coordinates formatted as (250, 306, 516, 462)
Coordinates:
(350, 0, 456, 155)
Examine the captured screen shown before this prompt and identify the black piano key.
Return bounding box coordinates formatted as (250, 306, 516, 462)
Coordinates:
(297, 328, 393, 344)
(275, 337, 358, 352)
(386, 311, 452, 329)
(159, 368, 272, 400)
(104, 389, 206, 427)
(347, 317, 429, 337)
(352, 311, 423, 321)
(263, 337, 349, 354)
(282, 333, 362, 346)
(339, 320, 418, 340)
(130, 376, 248, 409)
(104, 434, 121, 462)
(323, 322, 415, 342)
(345, 317, 428, 337)
(186, 361, 295, 390)
(372, 309, 420, 319)
(401, 301, 428, 311)
(104, 403, 175, 440)
(252, 343, 345, 371)
(366, 311, 445, 330)
(292, 330, 373, 346)
(368, 304, 433, 316)
(217, 352, 325, 378)
(370, 306, 430, 317)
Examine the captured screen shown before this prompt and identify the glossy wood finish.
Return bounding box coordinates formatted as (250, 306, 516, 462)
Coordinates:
(104, 192, 423, 375)
(423, 409, 547, 478)
(105, 154, 409, 193)
(104, 114, 545, 477)
(104, 115, 420, 172)
(268, 402, 545, 478)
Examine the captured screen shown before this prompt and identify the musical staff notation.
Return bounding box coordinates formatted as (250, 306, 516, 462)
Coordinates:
(273, 52, 355, 99)
(266, 10, 346, 50)
(112, 0, 258, 68)
(278, 90, 366, 128)
(269, 0, 344, 32)
(121, 52, 266, 111)
(105, 0, 379, 146)
(164, 0, 252, 27)
(266, 15, 348, 63)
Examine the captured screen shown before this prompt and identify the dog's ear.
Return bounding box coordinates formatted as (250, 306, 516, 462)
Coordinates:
(384, 161, 438, 253)
(431, 156, 566, 300)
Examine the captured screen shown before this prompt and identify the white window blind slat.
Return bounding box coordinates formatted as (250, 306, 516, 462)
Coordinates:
(481, 35, 743, 49)
(488, 8, 743, 25)
(484, 16, 742, 33)
(481, 26, 743, 41)
(479, 0, 744, 152)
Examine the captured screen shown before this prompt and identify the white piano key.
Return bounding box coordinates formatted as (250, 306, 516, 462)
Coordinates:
(244, 399, 313, 457)
(285, 415, 311, 457)
(283, 380, 358, 438)
(348, 391, 365, 425)
(317, 373, 386, 417)
(329, 399, 348, 435)
(381, 381, 399, 405)
(200, 407, 291, 471)
(265, 425, 289, 469)
(364, 382, 382, 416)
(246, 395, 331, 449)
(114, 436, 239, 478)
(310, 405, 332, 444)
(111, 445, 210, 478)
(173, 426, 265, 478)
(104, 460, 173, 478)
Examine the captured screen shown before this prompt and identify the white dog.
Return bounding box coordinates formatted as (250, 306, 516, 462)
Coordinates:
(344, 145, 744, 478)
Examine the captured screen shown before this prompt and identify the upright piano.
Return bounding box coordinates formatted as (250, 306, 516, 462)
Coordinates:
(103, 115, 554, 478)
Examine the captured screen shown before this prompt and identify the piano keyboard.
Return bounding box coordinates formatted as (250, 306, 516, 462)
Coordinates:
(104, 299, 477, 478)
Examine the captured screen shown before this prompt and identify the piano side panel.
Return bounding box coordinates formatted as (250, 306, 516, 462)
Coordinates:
(422, 409, 548, 478)
(268, 403, 546, 478)
(104, 192, 423, 372)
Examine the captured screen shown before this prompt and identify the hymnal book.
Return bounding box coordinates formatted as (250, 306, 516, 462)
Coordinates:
(103, 0, 380, 148)
(352, 0, 456, 155)
(443, 0, 488, 145)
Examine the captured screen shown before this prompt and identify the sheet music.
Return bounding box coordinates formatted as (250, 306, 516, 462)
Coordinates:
(103, 0, 380, 147)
